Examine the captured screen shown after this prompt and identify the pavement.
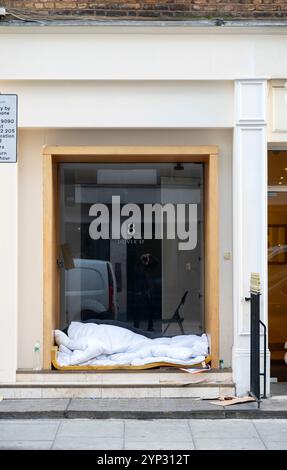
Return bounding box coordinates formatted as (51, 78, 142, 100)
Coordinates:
(0, 418, 286, 450)
(0, 397, 287, 419)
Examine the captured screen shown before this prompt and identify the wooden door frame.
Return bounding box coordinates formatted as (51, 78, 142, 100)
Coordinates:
(43, 145, 219, 369)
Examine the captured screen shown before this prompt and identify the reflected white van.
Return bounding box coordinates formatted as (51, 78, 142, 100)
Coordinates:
(64, 259, 118, 323)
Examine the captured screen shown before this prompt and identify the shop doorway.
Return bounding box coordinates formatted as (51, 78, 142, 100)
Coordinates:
(268, 150, 287, 382)
(43, 146, 219, 369)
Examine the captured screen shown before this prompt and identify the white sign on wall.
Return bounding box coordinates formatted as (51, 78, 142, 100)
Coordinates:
(0, 94, 18, 163)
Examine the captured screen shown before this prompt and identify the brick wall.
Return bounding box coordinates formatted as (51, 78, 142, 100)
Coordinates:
(2, 1, 287, 20)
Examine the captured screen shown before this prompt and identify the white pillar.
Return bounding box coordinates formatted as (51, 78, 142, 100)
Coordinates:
(233, 79, 270, 396)
(0, 164, 17, 382)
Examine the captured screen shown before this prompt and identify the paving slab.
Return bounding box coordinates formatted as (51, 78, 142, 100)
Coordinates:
(190, 419, 258, 439)
(194, 438, 266, 450)
(0, 421, 59, 440)
(125, 420, 194, 450)
(253, 420, 287, 442)
(125, 441, 195, 450)
(125, 419, 192, 441)
(0, 419, 61, 424)
(264, 441, 287, 450)
(57, 419, 124, 438)
(52, 436, 124, 450)
(0, 441, 53, 450)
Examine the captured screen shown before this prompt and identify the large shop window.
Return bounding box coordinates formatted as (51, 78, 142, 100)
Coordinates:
(59, 163, 204, 336)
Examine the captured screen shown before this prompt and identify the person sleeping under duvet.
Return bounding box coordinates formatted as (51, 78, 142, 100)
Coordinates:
(54, 321, 209, 367)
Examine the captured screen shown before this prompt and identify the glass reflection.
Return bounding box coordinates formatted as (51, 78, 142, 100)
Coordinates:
(59, 163, 204, 336)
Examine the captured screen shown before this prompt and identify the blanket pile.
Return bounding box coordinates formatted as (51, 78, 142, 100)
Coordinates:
(54, 321, 209, 367)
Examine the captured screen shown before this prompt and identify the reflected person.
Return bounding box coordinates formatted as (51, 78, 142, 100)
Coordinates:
(134, 253, 159, 331)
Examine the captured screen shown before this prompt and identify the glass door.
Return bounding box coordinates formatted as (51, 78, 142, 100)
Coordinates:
(268, 150, 287, 382)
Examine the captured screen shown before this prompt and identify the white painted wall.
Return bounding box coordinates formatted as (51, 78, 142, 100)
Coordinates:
(0, 80, 233, 128)
(17, 131, 44, 371)
(0, 164, 17, 382)
(17, 128, 233, 369)
(1, 28, 287, 80)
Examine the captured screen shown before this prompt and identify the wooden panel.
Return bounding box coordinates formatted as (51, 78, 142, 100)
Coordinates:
(43, 154, 60, 369)
(43, 146, 219, 369)
(52, 154, 210, 164)
(204, 154, 219, 367)
(51, 347, 212, 371)
(43, 145, 218, 157)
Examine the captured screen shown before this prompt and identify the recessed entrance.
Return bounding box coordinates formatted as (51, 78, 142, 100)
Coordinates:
(268, 149, 287, 382)
(43, 146, 219, 369)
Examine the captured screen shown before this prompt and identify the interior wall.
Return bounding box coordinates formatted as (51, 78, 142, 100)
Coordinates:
(18, 128, 233, 368)
(268, 80, 287, 143)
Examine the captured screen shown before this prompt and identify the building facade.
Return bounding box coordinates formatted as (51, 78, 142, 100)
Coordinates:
(1, 1, 287, 396)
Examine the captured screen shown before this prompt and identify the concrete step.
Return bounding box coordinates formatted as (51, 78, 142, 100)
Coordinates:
(1, 397, 284, 420)
(0, 369, 235, 399)
(16, 368, 232, 384)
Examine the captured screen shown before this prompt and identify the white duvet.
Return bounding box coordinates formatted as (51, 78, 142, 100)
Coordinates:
(54, 321, 209, 367)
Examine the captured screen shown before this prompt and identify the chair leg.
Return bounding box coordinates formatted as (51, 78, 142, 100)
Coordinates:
(161, 310, 185, 336)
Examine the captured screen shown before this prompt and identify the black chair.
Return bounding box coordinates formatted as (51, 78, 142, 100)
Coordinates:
(161, 291, 188, 336)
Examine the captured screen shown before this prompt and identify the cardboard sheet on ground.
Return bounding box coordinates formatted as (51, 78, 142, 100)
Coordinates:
(209, 396, 256, 406)
(179, 365, 211, 374)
